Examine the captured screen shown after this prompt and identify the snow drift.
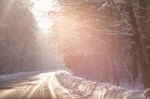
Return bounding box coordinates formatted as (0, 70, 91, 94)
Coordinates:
(56, 71, 150, 99)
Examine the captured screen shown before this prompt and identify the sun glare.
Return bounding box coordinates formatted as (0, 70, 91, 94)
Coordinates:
(31, 0, 55, 34)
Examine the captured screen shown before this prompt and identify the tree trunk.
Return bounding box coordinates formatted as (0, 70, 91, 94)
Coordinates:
(127, 0, 150, 89)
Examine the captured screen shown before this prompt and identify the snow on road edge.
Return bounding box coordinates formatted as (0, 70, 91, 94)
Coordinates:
(56, 71, 150, 99)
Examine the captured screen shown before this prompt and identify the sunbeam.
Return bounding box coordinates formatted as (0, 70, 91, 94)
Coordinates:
(31, 0, 55, 34)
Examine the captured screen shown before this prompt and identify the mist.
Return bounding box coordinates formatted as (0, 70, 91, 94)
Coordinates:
(31, 0, 67, 71)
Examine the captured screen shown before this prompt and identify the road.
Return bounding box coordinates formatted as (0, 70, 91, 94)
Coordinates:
(0, 72, 72, 99)
(0, 71, 149, 99)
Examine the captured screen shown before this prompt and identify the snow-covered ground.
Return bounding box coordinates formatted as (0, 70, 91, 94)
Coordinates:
(56, 71, 150, 99)
(0, 71, 41, 82)
(0, 71, 150, 99)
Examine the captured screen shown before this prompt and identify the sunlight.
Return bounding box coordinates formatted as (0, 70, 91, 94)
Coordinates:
(31, 0, 55, 34)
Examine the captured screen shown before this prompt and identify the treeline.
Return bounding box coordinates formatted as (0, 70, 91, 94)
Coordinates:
(51, 0, 150, 89)
(0, 0, 39, 74)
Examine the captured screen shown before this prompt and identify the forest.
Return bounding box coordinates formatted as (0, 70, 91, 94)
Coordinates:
(0, 0, 150, 90)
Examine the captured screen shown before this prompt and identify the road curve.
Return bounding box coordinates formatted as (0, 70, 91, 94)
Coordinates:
(0, 72, 71, 99)
(0, 71, 149, 99)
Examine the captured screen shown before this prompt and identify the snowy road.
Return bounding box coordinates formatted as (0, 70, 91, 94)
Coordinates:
(0, 72, 70, 99)
(0, 71, 149, 99)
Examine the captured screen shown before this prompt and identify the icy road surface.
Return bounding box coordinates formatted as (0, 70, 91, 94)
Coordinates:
(0, 71, 149, 99)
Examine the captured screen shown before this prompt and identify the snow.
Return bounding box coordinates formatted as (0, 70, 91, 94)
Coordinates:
(56, 71, 150, 99)
(0, 71, 149, 99)
(0, 71, 40, 82)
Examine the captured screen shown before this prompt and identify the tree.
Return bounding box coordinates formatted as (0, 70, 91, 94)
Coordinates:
(126, 0, 150, 89)
(52, 0, 150, 88)
(0, 0, 37, 74)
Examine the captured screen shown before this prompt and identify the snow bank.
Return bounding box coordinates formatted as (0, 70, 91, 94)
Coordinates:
(0, 71, 39, 82)
(56, 72, 150, 99)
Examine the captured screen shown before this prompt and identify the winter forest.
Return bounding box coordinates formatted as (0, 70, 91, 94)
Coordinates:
(0, 0, 150, 92)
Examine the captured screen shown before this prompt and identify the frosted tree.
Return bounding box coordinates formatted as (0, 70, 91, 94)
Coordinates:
(0, 0, 37, 74)
(51, 0, 150, 88)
